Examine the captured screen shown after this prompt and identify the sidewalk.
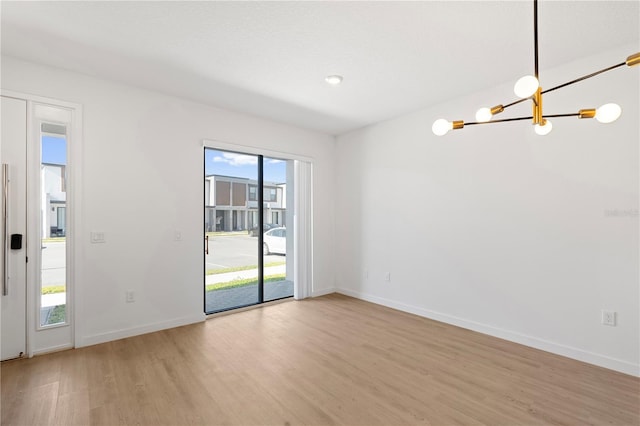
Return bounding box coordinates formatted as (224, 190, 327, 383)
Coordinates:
(42, 292, 66, 308)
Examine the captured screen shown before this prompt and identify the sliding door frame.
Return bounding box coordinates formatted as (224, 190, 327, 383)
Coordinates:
(257, 155, 264, 304)
(202, 139, 313, 314)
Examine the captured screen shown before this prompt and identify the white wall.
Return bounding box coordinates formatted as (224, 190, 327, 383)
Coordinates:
(1, 56, 336, 347)
(336, 43, 639, 376)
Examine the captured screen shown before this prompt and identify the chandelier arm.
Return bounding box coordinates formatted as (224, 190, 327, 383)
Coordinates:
(543, 113, 580, 118)
(476, 58, 626, 117)
(432, 0, 636, 136)
(465, 116, 533, 126)
(502, 98, 530, 109)
(500, 60, 625, 111)
(542, 62, 626, 95)
(466, 112, 581, 126)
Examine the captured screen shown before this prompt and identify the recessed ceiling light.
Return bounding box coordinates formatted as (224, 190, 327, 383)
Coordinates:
(325, 75, 343, 85)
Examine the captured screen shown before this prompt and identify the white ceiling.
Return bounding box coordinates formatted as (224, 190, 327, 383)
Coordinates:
(1, 1, 638, 135)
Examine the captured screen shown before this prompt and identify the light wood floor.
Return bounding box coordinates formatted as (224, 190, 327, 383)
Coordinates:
(2, 293, 639, 425)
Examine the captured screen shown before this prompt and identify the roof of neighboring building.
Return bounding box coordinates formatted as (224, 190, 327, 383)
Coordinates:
(206, 174, 284, 186)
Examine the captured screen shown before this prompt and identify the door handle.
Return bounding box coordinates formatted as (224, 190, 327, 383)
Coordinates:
(205, 235, 209, 255)
(2, 163, 8, 296)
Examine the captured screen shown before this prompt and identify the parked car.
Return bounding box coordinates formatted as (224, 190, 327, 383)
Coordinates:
(248, 223, 278, 237)
(263, 227, 286, 255)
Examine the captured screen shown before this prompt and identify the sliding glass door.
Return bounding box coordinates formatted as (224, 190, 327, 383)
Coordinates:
(204, 148, 293, 314)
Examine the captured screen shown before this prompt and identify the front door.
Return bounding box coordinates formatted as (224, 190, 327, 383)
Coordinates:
(2, 96, 76, 360)
(1, 96, 28, 360)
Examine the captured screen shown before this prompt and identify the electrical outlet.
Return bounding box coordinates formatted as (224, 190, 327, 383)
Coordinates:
(601, 310, 616, 326)
(385, 272, 391, 282)
(126, 290, 135, 303)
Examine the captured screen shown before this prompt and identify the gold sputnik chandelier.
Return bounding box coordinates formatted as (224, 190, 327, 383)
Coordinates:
(432, 0, 639, 136)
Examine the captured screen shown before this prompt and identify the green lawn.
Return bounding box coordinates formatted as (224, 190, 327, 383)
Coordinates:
(41, 269, 287, 295)
(45, 305, 66, 324)
(206, 231, 247, 237)
(205, 274, 286, 292)
(42, 237, 66, 243)
(42, 285, 66, 295)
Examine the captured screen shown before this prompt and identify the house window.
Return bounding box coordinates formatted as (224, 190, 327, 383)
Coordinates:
(249, 185, 257, 201)
(215, 181, 231, 206)
(264, 187, 277, 202)
(232, 182, 246, 206)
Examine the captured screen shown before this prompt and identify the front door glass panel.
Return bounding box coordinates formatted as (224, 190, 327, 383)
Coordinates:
(40, 125, 67, 327)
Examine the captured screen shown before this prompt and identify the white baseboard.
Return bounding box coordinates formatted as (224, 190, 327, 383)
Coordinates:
(77, 313, 206, 348)
(337, 288, 640, 377)
(32, 343, 73, 357)
(312, 287, 336, 297)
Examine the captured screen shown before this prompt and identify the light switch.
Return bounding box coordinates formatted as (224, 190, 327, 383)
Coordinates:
(91, 232, 105, 243)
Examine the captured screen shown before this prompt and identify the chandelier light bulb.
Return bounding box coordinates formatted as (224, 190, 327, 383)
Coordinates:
(534, 120, 553, 136)
(475, 107, 492, 123)
(514, 75, 540, 98)
(595, 103, 622, 123)
(432, 119, 453, 136)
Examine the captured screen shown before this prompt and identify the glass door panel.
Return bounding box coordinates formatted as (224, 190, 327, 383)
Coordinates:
(204, 149, 259, 313)
(40, 127, 67, 327)
(263, 156, 293, 302)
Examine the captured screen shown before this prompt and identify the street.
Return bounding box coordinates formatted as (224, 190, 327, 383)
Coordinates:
(42, 241, 65, 287)
(40, 236, 289, 309)
(206, 234, 285, 272)
(41, 235, 284, 283)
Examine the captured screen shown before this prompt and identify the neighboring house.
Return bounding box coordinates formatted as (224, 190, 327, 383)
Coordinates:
(204, 174, 286, 232)
(42, 163, 66, 237)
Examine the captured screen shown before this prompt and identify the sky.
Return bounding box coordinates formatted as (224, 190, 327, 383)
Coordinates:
(205, 149, 286, 183)
(43, 140, 286, 183)
(43, 141, 287, 183)
(42, 135, 67, 165)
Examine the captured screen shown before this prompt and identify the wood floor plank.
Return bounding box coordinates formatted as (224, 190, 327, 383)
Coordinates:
(2, 293, 639, 425)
